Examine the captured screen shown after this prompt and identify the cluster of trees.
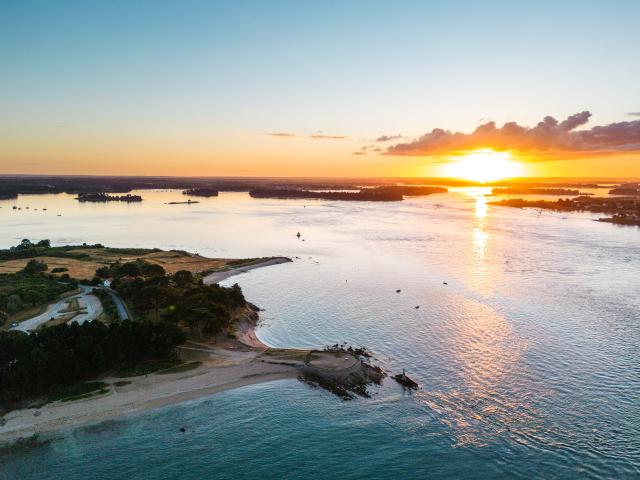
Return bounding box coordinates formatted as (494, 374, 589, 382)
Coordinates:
(96, 260, 245, 336)
(76, 193, 143, 202)
(0, 239, 99, 261)
(0, 321, 185, 406)
(0, 270, 76, 323)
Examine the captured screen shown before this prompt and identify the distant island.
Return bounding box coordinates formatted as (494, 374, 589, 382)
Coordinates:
(76, 193, 143, 203)
(489, 196, 640, 226)
(609, 184, 639, 196)
(250, 185, 447, 202)
(0, 240, 384, 442)
(182, 188, 219, 197)
(491, 187, 589, 196)
(167, 200, 200, 205)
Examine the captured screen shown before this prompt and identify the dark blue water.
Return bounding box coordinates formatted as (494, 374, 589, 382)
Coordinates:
(1, 189, 639, 479)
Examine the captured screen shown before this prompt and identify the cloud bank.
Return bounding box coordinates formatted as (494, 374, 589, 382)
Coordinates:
(375, 134, 403, 142)
(385, 111, 640, 159)
(268, 133, 346, 140)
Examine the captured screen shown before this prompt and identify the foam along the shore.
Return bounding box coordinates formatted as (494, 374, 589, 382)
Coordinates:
(202, 257, 291, 284)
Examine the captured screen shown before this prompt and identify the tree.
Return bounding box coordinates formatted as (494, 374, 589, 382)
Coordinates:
(172, 270, 193, 288)
(138, 262, 165, 278)
(36, 239, 51, 248)
(95, 266, 110, 278)
(22, 259, 48, 273)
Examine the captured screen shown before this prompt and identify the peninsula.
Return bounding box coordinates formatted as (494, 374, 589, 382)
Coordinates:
(0, 241, 383, 443)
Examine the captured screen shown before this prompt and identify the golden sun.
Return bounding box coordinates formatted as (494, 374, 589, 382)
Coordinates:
(442, 149, 523, 183)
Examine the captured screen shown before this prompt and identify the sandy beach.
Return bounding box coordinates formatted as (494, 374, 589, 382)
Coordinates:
(0, 347, 298, 444)
(203, 257, 291, 284)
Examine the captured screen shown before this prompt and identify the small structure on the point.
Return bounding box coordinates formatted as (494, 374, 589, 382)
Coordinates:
(393, 369, 418, 389)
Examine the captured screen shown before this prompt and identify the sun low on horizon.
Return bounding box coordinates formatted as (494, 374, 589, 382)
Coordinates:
(440, 149, 524, 183)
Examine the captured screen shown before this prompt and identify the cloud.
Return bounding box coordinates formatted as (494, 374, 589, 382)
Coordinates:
(385, 111, 640, 159)
(352, 151, 366, 155)
(627, 112, 640, 117)
(268, 132, 346, 140)
(375, 134, 403, 142)
(268, 132, 297, 138)
(309, 134, 346, 140)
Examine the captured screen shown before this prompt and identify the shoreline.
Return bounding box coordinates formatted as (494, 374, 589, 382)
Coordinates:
(202, 257, 291, 284)
(0, 311, 296, 444)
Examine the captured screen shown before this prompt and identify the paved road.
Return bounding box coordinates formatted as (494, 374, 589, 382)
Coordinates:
(11, 285, 103, 332)
(104, 288, 130, 320)
(69, 291, 103, 325)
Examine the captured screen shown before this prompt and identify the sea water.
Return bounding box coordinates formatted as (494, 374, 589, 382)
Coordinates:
(1, 189, 638, 479)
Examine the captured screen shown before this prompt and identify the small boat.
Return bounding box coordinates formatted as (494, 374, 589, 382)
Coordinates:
(296, 232, 301, 238)
(393, 369, 418, 389)
(396, 289, 401, 293)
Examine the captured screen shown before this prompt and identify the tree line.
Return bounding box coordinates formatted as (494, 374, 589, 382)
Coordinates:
(97, 260, 246, 336)
(0, 320, 185, 407)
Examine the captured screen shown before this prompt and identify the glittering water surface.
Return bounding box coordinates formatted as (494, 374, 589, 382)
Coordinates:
(1, 189, 639, 479)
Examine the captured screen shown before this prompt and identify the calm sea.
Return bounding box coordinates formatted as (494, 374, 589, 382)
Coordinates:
(1, 188, 639, 479)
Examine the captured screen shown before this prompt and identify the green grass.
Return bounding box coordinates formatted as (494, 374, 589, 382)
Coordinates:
(157, 361, 202, 375)
(115, 359, 181, 377)
(0, 272, 76, 325)
(48, 381, 110, 403)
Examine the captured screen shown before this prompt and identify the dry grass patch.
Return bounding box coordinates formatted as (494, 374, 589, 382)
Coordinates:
(0, 248, 237, 280)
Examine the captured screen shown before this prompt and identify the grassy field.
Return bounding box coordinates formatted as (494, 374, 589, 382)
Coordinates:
(0, 247, 236, 280)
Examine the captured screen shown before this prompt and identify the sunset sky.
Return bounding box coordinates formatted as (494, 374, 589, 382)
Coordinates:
(1, 0, 639, 178)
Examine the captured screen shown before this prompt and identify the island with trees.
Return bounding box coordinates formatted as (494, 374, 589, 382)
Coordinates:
(76, 193, 143, 203)
(489, 196, 640, 226)
(182, 188, 219, 197)
(249, 185, 447, 202)
(491, 187, 589, 196)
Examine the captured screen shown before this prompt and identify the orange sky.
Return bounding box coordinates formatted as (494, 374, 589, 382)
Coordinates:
(2, 129, 639, 179)
(2, 2, 639, 179)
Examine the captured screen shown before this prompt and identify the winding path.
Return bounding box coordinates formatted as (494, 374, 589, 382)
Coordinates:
(10, 285, 108, 332)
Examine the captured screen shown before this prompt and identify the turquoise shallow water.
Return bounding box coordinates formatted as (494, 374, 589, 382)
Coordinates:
(1, 189, 639, 479)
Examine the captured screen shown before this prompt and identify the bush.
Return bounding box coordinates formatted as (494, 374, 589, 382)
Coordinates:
(22, 259, 48, 274)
